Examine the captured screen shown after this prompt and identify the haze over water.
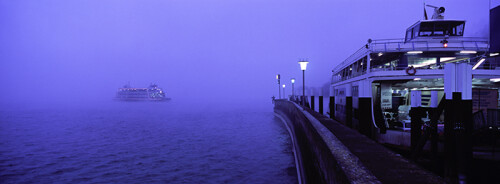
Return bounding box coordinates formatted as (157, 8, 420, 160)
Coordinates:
(0, 0, 494, 183)
(0, 101, 297, 183)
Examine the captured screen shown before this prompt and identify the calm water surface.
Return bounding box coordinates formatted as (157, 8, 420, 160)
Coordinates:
(0, 102, 297, 183)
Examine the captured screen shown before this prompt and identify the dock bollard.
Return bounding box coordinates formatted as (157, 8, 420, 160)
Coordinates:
(329, 96, 335, 119)
(310, 96, 315, 110)
(410, 107, 424, 152)
(346, 96, 352, 128)
(444, 92, 473, 183)
(319, 96, 323, 114)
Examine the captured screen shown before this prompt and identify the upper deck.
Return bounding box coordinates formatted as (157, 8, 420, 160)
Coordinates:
(333, 36, 489, 72)
(331, 16, 495, 85)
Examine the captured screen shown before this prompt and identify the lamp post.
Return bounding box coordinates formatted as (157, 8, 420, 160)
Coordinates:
(276, 74, 281, 99)
(291, 78, 295, 98)
(282, 84, 286, 100)
(298, 60, 309, 107)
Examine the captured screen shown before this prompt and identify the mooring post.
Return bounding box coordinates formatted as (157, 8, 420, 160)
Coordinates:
(358, 97, 373, 138)
(330, 96, 335, 119)
(444, 93, 457, 183)
(346, 84, 353, 128)
(443, 63, 473, 183)
(311, 96, 315, 110)
(346, 97, 353, 128)
(319, 96, 324, 114)
(410, 90, 422, 152)
(430, 91, 439, 170)
(454, 92, 473, 184)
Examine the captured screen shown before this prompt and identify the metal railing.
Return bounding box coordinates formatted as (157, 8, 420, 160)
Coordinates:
(369, 37, 489, 53)
(333, 46, 369, 72)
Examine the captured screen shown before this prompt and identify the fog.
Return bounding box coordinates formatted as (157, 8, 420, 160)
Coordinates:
(0, 0, 493, 110)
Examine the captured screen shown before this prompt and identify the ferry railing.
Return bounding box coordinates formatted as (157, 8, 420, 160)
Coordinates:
(332, 61, 500, 84)
(369, 37, 489, 53)
(333, 37, 488, 73)
(369, 64, 444, 72)
(333, 46, 369, 71)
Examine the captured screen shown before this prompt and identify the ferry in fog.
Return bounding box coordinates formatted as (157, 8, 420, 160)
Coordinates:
(330, 5, 499, 147)
(115, 83, 170, 101)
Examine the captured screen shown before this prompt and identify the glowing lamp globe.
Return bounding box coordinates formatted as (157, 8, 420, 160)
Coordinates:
(291, 78, 295, 84)
(298, 61, 309, 71)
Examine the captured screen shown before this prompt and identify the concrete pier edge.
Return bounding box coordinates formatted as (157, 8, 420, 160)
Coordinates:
(293, 103, 381, 184)
(274, 99, 445, 183)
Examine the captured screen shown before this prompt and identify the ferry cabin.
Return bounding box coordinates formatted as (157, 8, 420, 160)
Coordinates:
(116, 84, 166, 101)
(330, 19, 500, 141)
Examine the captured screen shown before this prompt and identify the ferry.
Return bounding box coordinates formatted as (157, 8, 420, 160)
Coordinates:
(329, 5, 500, 148)
(115, 83, 170, 101)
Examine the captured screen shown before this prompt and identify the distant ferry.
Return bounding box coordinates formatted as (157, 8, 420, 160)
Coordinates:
(115, 83, 170, 101)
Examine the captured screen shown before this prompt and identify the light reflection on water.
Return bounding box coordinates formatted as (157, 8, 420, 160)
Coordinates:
(0, 102, 297, 183)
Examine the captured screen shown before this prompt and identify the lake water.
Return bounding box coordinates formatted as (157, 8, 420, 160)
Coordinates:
(0, 101, 297, 183)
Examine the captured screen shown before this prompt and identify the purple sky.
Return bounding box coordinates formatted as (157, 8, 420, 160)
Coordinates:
(0, 0, 496, 108)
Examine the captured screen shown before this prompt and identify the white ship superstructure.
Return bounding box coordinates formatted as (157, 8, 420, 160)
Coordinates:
(329, 5, 500, 145)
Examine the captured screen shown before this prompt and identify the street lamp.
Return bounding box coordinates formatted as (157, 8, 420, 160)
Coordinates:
(291, 78, 295, 98)
(276, 74, 281, 99)
(298, 60, 309, 107)
(282, 84, 286, 100)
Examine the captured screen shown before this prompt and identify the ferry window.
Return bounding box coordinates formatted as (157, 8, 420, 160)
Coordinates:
(406, 29, 412, 41)
(408, 57, 437, 68)
(350, 67, 353, 78)
(412, 26, 419, 38)
(419, 23, 433, 36)
(419, 21, 465, 36)
(455, 23, 464, 36)
(357, 60, 362, 72)
(433, 23, 447, 36)
(352, 86, 359, 97)
(362, 57, 367, 73)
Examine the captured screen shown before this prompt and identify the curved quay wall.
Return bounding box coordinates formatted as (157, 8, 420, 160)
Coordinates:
(274, 100, 378, 184)
(274, 99, 444, 184)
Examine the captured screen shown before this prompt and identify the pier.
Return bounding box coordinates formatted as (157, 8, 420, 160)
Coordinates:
(273, 4, 500, 183)
(274, 99, 444, 183)
(274, 63, 500, 183)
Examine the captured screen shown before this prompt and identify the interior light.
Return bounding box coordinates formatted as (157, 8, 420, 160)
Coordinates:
(407, 51, 423, 54)
(440, 57, 456, 62)
(460, 50, 477, 54)
(490, 78, 500, 82)
(490, 53, 499, 57)
(472, 58, 485, 70)
(378, 52, 383, 56)
(414, 78, 421, 80)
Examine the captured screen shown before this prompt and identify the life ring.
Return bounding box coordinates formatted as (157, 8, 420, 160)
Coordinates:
(406, 66, 416, 75)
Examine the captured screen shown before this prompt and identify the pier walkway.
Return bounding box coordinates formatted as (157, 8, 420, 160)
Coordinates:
(274, 99, 444, 184)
